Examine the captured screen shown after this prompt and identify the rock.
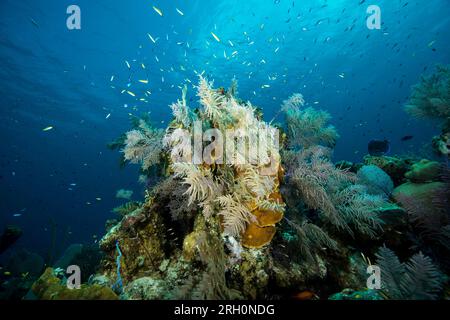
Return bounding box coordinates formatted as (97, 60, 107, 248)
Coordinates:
(6, 249, 45, 278)
(0, 225, 22, 254)
(405, 159, 442, 183)
(357, 165, 394, 197)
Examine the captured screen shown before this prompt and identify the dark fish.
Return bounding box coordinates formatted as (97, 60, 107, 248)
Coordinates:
(401, 135, 413, 141)
(368, 139, 390, 156)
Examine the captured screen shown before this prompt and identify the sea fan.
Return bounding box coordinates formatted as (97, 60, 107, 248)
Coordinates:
(282, 94, 339, 149)
(289, 146, 354, 233)
(333, 185, 385, 238)
(404, 64, 450, 127)
(401, 252, 445, 300)
(285, 217, 338, 264)
(288, 145, 386, 237)
(375, 246, 405, 299)
(375, 246, 444, 300)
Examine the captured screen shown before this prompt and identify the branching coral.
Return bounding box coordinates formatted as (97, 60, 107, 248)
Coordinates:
(375, 246, 444, 300)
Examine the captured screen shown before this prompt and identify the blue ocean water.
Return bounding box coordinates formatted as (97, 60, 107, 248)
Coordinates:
(0, 0, 448, 259)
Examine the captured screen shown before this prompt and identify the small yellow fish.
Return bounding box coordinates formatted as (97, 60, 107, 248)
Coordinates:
(428, 40, 436, 48)
(176, 8, 184, 16)
(139, 79, 149, 84)
(42, 126, 53, 132)
(141, 63, 146, 69)
(211, 32, 221, 42)
(125, 60, 130, 69)
(96, 197, 102, 201)
(147, 33, 156, 43)
(127, 91, 136, 97)
(4, 271, 11, 276)
(153, 6, 163, 16)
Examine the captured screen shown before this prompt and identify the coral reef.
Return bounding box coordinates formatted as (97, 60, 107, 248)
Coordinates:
(76, 78, 449, 301)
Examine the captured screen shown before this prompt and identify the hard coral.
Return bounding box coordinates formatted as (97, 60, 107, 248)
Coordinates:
(31, 268, 117, 300)
(357, 165, 394, 197)
(405, 159, 443, 183)
(363, 155, 413, 186)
